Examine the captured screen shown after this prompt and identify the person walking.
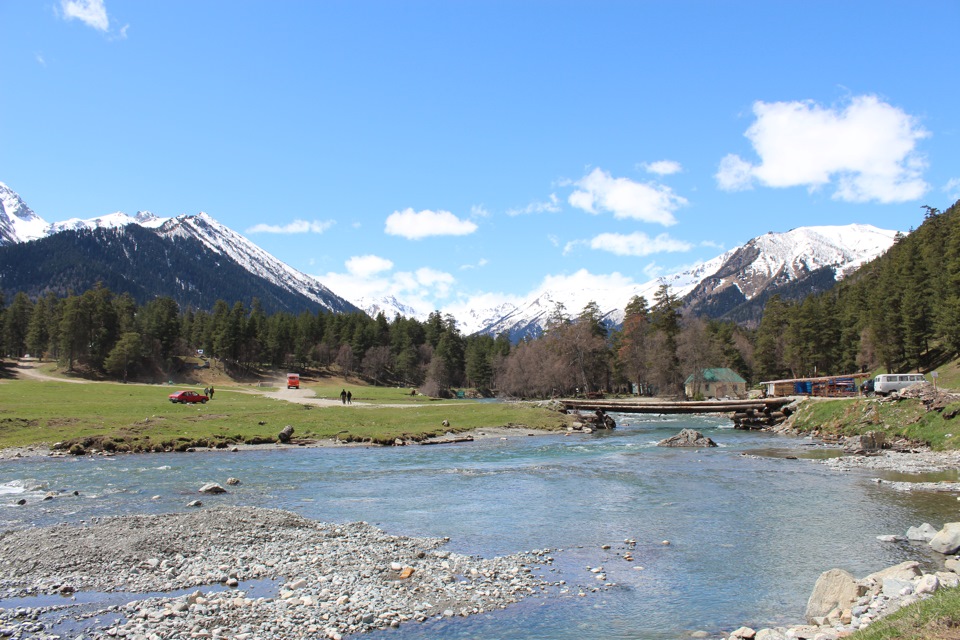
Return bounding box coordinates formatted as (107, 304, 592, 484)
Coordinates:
(340, 389, 347, 404)
(209, 385, 215, 400)
(346, 390, 352, 405)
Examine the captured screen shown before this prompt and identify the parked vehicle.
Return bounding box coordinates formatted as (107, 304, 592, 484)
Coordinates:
(287, 373, 300, 389)
(168, 390, 209, 404)
(872, 373, 926, 396)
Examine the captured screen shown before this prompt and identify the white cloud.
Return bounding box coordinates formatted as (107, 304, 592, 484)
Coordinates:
(944, 178, 960, 200)
(246, 219, 335, 234)
(61, 0, 109, 31)
(642, 160, 683, 176)
(36, 53, 46, 66)
(460, 258, 488, 270)
(586, 232, 694, 257)
(346, 255, 393, 278)
(318, 260, 458, 319)
(506, 194, 561, 216)
(717, 95, 930, 203)
(716, 154, 755, 191)
(470, 204, 491, 218)
(384, 208, 478, 239)
(568, 168, 686, 225)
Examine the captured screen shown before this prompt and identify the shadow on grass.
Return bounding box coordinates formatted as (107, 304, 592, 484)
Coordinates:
(0, 360, 18, 380)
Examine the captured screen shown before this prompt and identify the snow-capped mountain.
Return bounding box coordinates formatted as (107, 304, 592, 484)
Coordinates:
(469, 224, 899, 339)
(47, 210, 166, 234)
(0, 182, 48, 244)
(0, 183, 357, 315)
(155, 212, 355, 313)
(352, 295, 422, 321)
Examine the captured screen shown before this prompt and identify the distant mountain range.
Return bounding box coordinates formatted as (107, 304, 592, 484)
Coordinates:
(0, 181, 899, 335)
(459, 224, 899, 339)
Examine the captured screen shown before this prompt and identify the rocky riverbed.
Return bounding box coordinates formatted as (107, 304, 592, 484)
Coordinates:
(0, 506, 562, 639)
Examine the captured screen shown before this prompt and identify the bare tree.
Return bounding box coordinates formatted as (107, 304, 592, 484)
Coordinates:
(361, 345, 393, 386)
(335, 344, 355, 376)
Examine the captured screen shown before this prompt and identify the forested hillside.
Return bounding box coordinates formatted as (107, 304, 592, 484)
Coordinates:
(754, 200, 960, 381)
(0, 226, 348, 315)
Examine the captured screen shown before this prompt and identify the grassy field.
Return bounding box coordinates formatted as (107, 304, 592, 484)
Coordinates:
(0, 378, 570, 452)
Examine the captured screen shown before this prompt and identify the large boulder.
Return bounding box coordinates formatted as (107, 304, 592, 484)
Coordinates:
(657, 429, 717, 448)
(278, 425, 295, 443)
(930, 523, 960, 554)
(805, 568, 858, 622)
(842, 431, 885, 454)
(198, 482, 226, 494)
(906, 523, 938, 542)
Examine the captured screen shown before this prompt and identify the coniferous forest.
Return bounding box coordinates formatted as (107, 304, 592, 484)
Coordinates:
(1, 199, 957, 397)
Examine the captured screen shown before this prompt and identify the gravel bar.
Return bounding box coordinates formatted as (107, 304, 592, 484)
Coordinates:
(0, 506, 559, 639)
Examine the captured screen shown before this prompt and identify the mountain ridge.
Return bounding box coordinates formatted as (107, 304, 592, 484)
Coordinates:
(1, 182, 900, 334)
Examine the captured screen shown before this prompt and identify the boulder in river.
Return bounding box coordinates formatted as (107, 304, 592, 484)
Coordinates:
(805, 568, 858, 622)
(929, 522, 960, 554)
(657, 429, 717, 448)
(906, 522, 938, 542)
(199, 482, 227, 494)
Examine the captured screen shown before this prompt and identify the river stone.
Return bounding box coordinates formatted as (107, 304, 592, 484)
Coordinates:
(916, 574, 940, 594)
(805, 568, 858, 622)
(842, 431, 885, 454)
(906, 522, 938, 542)
(656, 429, 717, 448)
(930, 523, 960, 554)
(937, 571, 960, 588)
(199, 483, 227, 494)
(730, 627, 756, 639)
(882, 577, 913, 597)
(754, 630, 787, 640)
(278, 425, 295, 443)
(862, 561, 920, 586)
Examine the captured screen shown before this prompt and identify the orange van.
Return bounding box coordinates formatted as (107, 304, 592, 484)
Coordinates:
(286, 373, 300, 389)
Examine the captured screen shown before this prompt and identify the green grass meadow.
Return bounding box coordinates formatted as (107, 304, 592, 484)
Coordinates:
(0, 379, 569, 452)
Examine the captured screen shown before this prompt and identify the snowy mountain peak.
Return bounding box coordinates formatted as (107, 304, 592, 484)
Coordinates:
(0, 182, 48, 245)
(46, 210, 172, 235)
(470, 222, 900, 339)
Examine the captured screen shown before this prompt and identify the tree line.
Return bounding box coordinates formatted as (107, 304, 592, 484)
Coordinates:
(0, 282, 755, 398)
(752, 200, 960, 381)
(9, 200, 952, 396)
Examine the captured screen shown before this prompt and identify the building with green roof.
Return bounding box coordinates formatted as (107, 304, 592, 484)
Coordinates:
(684, 368, 747, 399)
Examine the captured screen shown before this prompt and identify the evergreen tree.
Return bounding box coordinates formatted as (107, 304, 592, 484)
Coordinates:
(3, 292, 33, 358)
(104, 332, 142, 382)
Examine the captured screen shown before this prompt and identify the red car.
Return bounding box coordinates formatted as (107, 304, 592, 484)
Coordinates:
(168, 390, 209, 404)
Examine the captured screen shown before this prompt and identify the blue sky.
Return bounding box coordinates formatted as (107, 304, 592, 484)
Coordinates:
(2, 1, 958, 320)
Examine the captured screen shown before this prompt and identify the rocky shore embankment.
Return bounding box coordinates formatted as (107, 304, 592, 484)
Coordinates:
(0, 506, 559, 639)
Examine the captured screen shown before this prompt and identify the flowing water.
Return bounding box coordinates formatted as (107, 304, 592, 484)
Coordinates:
(1, 413, 957, 639)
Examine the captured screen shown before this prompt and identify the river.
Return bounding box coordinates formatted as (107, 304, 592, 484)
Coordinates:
(1, 413, 956, 639)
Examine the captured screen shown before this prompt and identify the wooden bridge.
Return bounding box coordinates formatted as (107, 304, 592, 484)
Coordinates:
(560, 397, 797, 429)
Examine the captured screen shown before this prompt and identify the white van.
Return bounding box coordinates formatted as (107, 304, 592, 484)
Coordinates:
(873, 373, 926, 396)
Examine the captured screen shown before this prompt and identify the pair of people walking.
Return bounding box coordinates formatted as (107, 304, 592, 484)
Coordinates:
(339, 389, 352, 405)
(203, 386, 214, 399)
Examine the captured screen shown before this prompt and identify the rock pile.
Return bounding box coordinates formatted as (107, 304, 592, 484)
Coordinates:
(890, 381, 960, 412)
(657, 429, 717, 448)
(0, 506, 556, 639)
